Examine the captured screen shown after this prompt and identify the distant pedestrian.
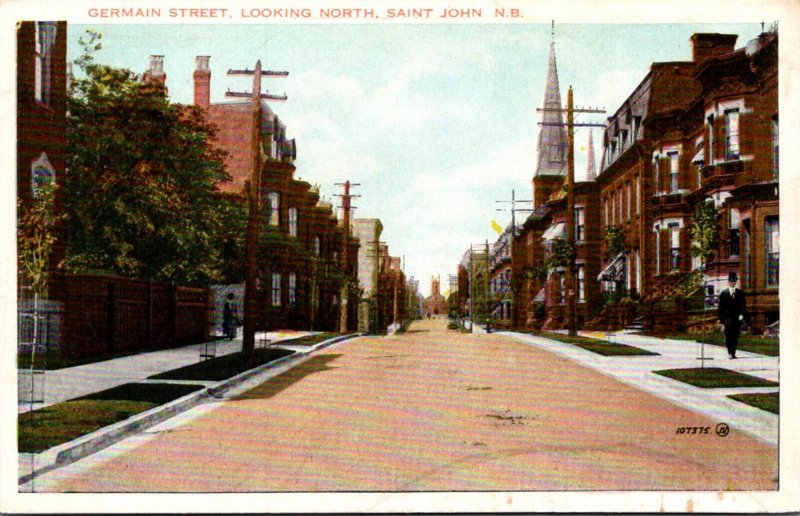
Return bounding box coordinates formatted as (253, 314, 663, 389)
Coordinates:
(718, 272, 747, 359)
(223, 293, 239, 340)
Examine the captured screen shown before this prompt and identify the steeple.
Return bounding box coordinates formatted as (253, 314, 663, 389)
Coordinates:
(534, 23, 567, 177)
(586, 130, 597, 181)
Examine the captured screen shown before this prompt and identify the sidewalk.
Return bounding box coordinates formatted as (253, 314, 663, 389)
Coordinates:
(18, 329, 317, 413)
(500, 329, 778, 447)
(18, 331, 361, 486)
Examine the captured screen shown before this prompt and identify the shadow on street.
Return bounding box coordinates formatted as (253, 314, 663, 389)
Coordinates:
(232, 353, 343, 401)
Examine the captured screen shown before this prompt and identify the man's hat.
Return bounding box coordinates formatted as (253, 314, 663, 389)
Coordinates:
(728, 272, 738, 282)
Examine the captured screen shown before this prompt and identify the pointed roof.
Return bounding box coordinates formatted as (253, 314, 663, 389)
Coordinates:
(586, 130, 597, 181)
(535, 37, 567, 177)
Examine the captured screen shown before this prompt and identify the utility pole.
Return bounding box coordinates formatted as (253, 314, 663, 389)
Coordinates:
(496, 188, 534, 328)
(485, 239, 492, 333)
(335, 180, 360, 333)
(226, 61, 288, 355)
(537, 86, 604, 336)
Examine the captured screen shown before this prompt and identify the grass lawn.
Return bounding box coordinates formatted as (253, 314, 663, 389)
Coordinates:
(18, 383, 203, 453)
(528, 330, 659, 356)
(728, 392, 779, 414)
(642, 333, 779, 357)
(279, 332, 340, 346)
(654, 367, 779, 388)
(149, 348, 295, 381)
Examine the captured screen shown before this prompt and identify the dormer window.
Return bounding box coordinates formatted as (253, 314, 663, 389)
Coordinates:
(35, 22, 57, 105)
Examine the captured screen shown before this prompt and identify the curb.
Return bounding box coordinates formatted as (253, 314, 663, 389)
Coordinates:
(18, 333, 362, 486)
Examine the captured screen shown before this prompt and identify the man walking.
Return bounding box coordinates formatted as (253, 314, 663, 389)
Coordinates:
(718, 272, 747, 359)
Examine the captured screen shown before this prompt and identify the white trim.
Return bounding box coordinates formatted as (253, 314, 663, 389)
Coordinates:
(653, 217, 685, 232)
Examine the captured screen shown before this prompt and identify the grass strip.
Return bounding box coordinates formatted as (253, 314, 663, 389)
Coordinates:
(654, 367, 779, 388)
(528, 330, 658, 356)
(278, 332, 340, 346)
(18, 383, 202, 453)
(728, 392, 779, 414)
(641, 333, 779, 357)
(149, 348, 295, 381)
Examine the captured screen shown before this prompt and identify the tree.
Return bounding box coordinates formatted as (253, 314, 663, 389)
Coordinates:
(18, 183, 64, 296)
(65, 31, 234, 287)
(690, 200, 719, 268)
(545, 238, 575, 270)
(603, 225, 625, 260)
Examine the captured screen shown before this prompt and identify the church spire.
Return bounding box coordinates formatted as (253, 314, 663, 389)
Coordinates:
(534, 23, 567, 177)
(586, 130, 597, 181)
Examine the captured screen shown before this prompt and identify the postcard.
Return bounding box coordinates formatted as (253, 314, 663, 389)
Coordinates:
(2, 0, 798, 512)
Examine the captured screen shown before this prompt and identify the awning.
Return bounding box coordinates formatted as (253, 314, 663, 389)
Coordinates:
(541, 222, 566, 241)
(598, 253, 626, 282)
(533, 287, 545, 302)
(691, 148, 704, 165)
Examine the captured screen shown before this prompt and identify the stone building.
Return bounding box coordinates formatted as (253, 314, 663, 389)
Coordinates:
(424, 276, 448, 317)
(353, 218, 383, 332)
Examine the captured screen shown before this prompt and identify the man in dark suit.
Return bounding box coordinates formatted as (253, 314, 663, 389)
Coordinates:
(718, 272, 747, 359)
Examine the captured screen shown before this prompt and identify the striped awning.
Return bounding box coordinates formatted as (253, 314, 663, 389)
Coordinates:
(533, 287, 545, 302)
(598, 253, 625, 281)
(691, 148, 704, 165)
(541, 222, 566, 241)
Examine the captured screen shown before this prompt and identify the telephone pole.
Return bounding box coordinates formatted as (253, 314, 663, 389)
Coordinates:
(226, 61, 288, 355)
(537, 86, 604, 336)
(496, 188, 534, 328)
(335, 181, 360, 333)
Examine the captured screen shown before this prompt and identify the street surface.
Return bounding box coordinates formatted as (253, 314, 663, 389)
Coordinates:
(39, 318, 777, 492)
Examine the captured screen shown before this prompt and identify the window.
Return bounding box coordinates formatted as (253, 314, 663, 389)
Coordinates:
(626, 181, 631, 220)
(313, 237, 321, 256)
(669, 152, 679, 192)
(706, 114, 715, 163)
(548, 144, 561, 162)
(604, 198, 609, 226)
(772, 115, 779, 178)
(620, 131, 628, 151)
(267, 191, 279, 226)
(653, 155, 660, 193)
(724, 109, 740, 160)
(289, 273, 297, 305)
(575, 207, 585, 242)
(765, 216, 779, 287)
(655, 230, 661, 274)
(271, 273, 282, 307)
(558, 271, 565, 304)
(631, 116, 641, 142)
(635, 176, 640, 214)
(34, 22, 57, 104)
(577, 264, 585, 302)
(288, 207, 298, 237)
(729, 210, 740, 257)
(669, 224, 680, 271)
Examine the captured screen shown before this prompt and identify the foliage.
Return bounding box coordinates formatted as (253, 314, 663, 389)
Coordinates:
(603, 225, 625, 260)
(65, 30, 234, 287)
(690, 200, 719, 266)
(655, 368, 778, 389)
(524, 263, 549, 284)
(728, 392, 779, 414)
(17, 183, 64, 295)
(545, 238, 575, 270)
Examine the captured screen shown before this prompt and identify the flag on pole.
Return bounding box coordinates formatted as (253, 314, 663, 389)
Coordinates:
(491, 220, 503, 234)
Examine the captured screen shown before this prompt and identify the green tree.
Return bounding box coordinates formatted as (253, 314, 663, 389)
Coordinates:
(545, 238, 575, 270)
(18, 183, 64, 296)
(603, 225, 625, 260)
(65, 31, 233, 287)
(690, 200, 719, 268)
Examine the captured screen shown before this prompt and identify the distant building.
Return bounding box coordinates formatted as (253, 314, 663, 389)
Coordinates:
(424, 276, 447, 317)
(353, 218, 383, 332)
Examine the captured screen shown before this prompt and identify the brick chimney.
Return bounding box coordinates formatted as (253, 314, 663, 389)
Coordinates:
(690, 34, 738, 63)
(194, 56, 211, 109)
(142, 55, 167, 88)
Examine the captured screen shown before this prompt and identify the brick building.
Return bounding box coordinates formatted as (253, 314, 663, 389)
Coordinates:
(596, 31, 778, 333)
(178, 55, 359, 332)
(509, 29, 778, 334)
(424, 276, 448, 317)
(17, 21, 68, 301)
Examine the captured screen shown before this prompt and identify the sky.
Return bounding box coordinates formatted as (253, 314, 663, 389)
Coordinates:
(66, 22, 763, 296)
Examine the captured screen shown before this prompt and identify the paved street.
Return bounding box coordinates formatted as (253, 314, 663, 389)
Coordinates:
(33, 318, 777, 492)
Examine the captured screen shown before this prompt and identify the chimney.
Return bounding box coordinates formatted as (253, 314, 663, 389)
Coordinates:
(690, 34, 738, 63)
(194, 56, 211, 109)
(142, 55, 167, 89)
